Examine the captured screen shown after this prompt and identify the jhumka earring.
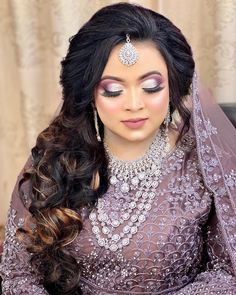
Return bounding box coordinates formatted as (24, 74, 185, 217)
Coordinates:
(94, 109, 101, 142)
(119, 34, 138, 66)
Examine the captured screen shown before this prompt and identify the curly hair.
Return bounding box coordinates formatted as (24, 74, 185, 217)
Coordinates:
(19, 2, 195, 294)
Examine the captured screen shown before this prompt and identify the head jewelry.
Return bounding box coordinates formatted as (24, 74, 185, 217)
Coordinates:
(119, 34, 138, 66)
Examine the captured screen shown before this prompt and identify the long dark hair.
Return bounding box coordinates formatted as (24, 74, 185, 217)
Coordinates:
(20, 2, 195, 294)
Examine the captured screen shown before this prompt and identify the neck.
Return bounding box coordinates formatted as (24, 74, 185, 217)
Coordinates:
(104, 127, 178, 161)
(104, 131, 159, 161)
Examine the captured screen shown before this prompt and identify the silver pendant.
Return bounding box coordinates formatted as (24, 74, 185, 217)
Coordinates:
(119, 34, 138, 66)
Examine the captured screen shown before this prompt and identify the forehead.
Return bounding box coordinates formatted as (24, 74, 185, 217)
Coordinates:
(102, 41, 168, 79)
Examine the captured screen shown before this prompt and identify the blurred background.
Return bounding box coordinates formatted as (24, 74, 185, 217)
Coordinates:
(1, 0, 236, 225)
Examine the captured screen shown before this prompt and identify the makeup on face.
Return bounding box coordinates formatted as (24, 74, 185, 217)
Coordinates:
(97, 71, 165, 97)
(121, 118, 148, 129)
(140, 74, 164, 93)
(94, 41, 169, 151)
(97, 80, 124, 97)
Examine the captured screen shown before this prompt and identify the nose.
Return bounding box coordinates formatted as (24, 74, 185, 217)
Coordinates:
(124, 89, 144, 111)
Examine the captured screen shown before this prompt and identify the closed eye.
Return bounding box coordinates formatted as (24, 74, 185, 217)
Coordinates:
(102, 89, 123, 97)
(141, 77, 164, 93)
(143, 86, 164, 93)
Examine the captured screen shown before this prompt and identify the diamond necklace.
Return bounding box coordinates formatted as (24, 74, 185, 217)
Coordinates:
(89, 128, 170, 252)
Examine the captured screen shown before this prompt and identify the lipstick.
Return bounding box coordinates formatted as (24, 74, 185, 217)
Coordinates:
(122, 118, 147, 129)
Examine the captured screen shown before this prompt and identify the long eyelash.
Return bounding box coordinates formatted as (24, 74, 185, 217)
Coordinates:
(102, 90, 122, 97)
(143, 86, 164, 93)
(102, 86, 163, 97)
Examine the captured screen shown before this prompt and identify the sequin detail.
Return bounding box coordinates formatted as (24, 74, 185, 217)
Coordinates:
(72, 134, 236, 294)
(1, 133, 236, 294)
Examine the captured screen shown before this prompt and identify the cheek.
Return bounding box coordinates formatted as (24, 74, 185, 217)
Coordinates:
(147, 91, 169, 114)
(95, 96, 122, 120)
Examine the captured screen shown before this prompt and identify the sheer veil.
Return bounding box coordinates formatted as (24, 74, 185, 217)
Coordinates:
(191, 72, 236, 274)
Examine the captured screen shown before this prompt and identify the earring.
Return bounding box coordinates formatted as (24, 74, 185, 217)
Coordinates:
(164, 105, 171, 128)
(94, 109, 101, 142)
(164, 105, 171, 152)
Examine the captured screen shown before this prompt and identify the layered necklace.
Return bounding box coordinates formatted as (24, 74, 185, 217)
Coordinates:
(89, 128, 170, 252)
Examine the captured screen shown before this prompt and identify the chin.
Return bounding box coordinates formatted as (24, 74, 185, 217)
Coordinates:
(122, 131, 154, 142)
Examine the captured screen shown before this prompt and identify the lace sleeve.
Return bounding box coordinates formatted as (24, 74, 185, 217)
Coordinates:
(174, 202, 236, 295)
(0, 158, 48, 295)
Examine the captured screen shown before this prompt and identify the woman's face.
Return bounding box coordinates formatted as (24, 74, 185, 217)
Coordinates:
(94, 41, 169, 145)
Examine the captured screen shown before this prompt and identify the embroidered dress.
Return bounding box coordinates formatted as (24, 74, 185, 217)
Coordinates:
(1, 76, 236, 294)
(75, 132, 236, 294)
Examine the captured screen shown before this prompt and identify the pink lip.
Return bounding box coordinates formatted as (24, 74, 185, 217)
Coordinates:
(121, 118, 148, 129)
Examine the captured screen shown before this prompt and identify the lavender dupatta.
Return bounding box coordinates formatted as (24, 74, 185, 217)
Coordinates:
(192, 73, 236, 274)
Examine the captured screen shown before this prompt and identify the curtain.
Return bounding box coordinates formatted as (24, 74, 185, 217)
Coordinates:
(1, 0, 236, 224)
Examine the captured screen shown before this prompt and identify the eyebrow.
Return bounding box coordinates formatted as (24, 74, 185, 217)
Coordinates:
(100, 70, 162, 82)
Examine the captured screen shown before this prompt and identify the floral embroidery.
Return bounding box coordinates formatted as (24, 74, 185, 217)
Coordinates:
(0, 209, 48, 294)
(70, 138, 236, 294)
(192, 75, 236, 274)
(225, 170, 236, 189)
(1, 113, 236, 294)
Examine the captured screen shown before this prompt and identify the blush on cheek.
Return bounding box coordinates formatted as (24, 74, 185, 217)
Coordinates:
(148, 93, 169, 113)
(96, 96, 122, 115)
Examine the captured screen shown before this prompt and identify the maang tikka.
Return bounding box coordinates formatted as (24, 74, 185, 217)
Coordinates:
(119, 34, 138, 66)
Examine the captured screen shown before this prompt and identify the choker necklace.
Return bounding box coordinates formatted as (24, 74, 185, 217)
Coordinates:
(89, 128, 170, 252)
